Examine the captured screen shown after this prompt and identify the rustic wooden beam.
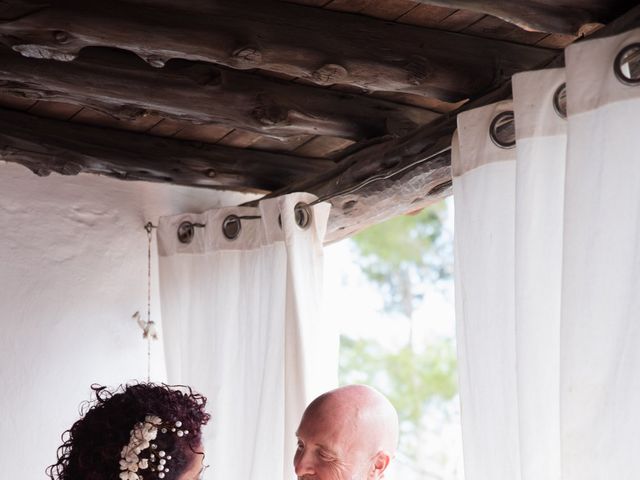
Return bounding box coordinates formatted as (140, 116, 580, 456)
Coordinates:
(414, 0, 634, 35)
(268, 107, 459, 242)
(0, 0, 556, 102)
(0, 107, 331, 192)
(281, 2, 640, 242)
(0, 47, 439, 140)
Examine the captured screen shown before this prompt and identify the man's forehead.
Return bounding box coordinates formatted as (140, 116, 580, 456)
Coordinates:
(298, 410, 346, 435)
(306, 392, 358, 417)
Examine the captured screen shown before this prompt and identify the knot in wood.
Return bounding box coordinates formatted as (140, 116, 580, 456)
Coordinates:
(232, 47, 262, 65)
(34, 167, 52, 177)
(342, 200, 357, 211)
(13, 90, 42, 100)
(53, 30, 70, 44)
(252, 104, 288, 126)
(428, 180, 452, 196)
(404, 56, 431, 86)
(118, 106, 148, 120)
(12, 44, 76, 62)
(145, 55, 166, 68)
(205, 169, 217, 178)
(61, 162, 82, 176)
(386, 117, 418, 137)
(311, 64, 348, 85)
(183, 65, 222, 86)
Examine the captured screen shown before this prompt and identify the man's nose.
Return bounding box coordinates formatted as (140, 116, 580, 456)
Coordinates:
(294, 450, 315, 477)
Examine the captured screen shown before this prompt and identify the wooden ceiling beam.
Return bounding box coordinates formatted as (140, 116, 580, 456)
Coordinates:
(260, 104, 460, 242)
(0, 47, 438, 140)
(262, 3, 640, 242)
(0, 0, 555, 102)
(414, 0, 634, 35)
(0, 107, 331, 192)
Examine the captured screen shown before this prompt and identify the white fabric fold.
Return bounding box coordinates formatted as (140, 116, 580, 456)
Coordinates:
(562, 28, 640, 480)
(513, 67, 566, 480)
(453, 100, 521, 480)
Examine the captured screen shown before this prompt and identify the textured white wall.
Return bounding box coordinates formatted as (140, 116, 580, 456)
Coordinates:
(0, 162, 257, 479)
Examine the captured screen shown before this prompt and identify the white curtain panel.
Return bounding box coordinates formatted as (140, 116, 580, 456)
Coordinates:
(454, 28, 640, 480)
(512, 67, 566, 480)
(453, 100, 520, 480)
(157, 192, 338, 480)
(562, 28, 640, 480)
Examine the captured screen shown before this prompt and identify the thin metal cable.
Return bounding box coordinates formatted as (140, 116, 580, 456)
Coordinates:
(309, 144, 452, 206)
(145, 144, 453, 230)
(146, 227, 152, 382)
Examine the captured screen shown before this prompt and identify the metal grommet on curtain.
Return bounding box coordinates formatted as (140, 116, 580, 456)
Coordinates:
(489, 111, 516, 149)
(276, 203, 312, 230)
(553, 83, 567, 119)
(294, 202, 312, 230)
(176, 221, 205, 244)
(614, 43, 640, 86)
(222, 214, 242, 240)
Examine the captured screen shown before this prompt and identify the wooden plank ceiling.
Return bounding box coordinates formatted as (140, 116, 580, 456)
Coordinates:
(0, 0, 636, 240)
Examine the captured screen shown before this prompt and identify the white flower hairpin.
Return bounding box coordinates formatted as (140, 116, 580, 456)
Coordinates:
(118, 415, 189, 480)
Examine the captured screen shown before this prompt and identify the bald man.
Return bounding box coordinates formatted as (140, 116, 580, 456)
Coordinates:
(294, 385, 399, 480)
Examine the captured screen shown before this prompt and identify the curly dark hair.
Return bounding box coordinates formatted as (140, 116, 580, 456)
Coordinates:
(47, 383, 211, 480)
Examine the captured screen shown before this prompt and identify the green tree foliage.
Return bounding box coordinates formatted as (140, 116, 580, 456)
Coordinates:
(338, 202, 458, 471)
(339, 336, 458, 425)
(349, 205, 452, 317)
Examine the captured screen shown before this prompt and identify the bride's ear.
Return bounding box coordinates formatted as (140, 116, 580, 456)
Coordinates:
(370, 451, 391, 480)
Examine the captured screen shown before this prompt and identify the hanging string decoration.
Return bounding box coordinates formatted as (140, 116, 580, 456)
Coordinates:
(132, 222, 159, 381)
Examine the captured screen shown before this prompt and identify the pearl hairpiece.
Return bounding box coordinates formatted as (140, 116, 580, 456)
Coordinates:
(118, 415, 189, 480)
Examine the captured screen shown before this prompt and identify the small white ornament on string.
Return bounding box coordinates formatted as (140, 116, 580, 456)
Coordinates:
(133, 311, 158, 340)
(132, 222, 159, 381)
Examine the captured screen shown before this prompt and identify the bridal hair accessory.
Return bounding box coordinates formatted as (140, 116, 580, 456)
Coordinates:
(118, 415, 189, 480)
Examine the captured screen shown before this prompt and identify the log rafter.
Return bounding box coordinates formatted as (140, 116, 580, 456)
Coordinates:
(262, 3, 640, 242)
(0, 47, 439, 140)
(0, 107, 331, 192)
(1, 0, 638, 242)
(0, 0, 556, 102)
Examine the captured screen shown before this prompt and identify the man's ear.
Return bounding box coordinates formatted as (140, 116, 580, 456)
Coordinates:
(370, 451, 391, 480)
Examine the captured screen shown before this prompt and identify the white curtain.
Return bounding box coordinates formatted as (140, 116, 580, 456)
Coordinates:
(453, 100, 520, 480)
(157, 192, 338, 480)
(454, 28, 640, 480)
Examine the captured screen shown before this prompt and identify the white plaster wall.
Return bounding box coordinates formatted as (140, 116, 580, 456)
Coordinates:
(0, 162, 257, 479)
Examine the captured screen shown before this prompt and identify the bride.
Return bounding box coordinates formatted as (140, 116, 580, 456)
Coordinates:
(47, 383, 210, 480)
